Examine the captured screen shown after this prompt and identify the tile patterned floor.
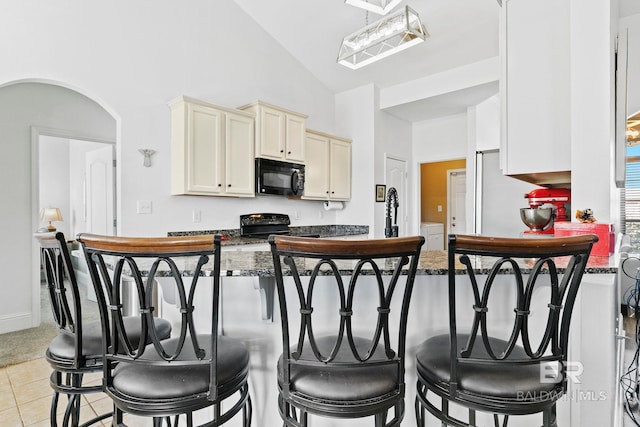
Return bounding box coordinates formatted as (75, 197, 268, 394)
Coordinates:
(0, 358, 151, 426)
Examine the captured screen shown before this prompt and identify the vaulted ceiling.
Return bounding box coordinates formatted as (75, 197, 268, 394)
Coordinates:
(232, 0, 640, 122)
(232, 0, 500, 121)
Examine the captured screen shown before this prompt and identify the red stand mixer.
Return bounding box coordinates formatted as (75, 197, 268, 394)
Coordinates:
(520, 188, 571, 235)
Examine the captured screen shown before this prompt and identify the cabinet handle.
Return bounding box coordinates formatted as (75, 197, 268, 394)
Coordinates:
(228, 184, 232, 187)
(288, 151, 291, 154)
(218, 184, 222, 187)
(280, 150, 284, 153)
(331, 191, 335, 194)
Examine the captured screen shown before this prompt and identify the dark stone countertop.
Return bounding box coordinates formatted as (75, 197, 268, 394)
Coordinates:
(168, 225, 369, 247)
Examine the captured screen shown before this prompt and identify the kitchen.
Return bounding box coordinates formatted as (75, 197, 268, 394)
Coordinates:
(1, 0, 638, 426)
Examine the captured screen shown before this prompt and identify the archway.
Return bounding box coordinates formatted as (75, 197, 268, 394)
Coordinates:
(0, 80, 117, 333)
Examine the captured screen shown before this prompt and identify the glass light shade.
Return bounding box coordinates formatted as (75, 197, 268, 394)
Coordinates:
(345, 0, 403, 15)
(337, 6, 428, 70)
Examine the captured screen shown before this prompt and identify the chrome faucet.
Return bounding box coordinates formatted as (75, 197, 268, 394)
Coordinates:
(385, 187, 399, 238)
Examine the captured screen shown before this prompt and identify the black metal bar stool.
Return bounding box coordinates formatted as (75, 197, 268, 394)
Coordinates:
(415, 234, 598, 427)
(79, 233, 252, 427)
(35, 232, 173, 426)
(269, 235, 425, 427)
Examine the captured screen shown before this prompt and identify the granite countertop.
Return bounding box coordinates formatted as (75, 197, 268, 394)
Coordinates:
(168, 224, 369, 247)
(99, 225, 618, 277)
(218, 250, 617, 277)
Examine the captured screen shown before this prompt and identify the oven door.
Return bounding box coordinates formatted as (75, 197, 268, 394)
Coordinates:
(256, 158, 305, 196)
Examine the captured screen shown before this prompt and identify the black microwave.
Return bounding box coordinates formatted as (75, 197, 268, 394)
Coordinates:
(255, 158, 305, 196)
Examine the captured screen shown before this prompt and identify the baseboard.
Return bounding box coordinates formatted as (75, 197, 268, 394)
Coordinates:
(0, 312, 35, 334)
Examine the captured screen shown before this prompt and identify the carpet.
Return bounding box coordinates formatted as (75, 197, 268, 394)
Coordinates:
(0, 281, 99, 368)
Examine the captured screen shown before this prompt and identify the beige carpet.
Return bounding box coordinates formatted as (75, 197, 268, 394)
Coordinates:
(0, 281, 99, 368)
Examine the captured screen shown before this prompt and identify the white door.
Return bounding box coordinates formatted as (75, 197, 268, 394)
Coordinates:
(385, 156, 408, 236)
(85, 146, 115, 235)
(448, 169, 466, 235)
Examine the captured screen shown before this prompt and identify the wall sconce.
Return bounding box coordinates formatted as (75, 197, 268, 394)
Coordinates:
(138, 149, 156, 167)
(40, 207, 63, 232)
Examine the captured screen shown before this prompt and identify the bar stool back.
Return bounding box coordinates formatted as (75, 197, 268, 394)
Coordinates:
(415, 234, 598, 427)
(269, 235, 425, 427)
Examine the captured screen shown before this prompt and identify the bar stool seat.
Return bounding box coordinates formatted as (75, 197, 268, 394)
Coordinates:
(277, 335, 399, 402)
(47, 317, 172, 364)
(416, 334, 558, 400)
(112, 335, 249, 400)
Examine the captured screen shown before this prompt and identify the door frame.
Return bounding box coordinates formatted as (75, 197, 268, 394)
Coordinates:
(31, 126, 116, 325)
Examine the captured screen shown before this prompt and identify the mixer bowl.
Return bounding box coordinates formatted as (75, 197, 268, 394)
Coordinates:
(520, 208, 554, 231)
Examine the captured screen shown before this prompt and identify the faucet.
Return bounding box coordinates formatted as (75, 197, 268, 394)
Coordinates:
(385, 187, 399, 238)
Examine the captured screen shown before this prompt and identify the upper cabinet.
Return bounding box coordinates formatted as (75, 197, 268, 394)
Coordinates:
(501, 0, 571, 185)
(170, 96, 255, 197)
(303, 130, 351, 201)
(239, 101, 307, 163)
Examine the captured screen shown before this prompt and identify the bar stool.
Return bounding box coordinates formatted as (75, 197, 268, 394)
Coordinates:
(35, 232, 172, 426)
(79, 233, 252, 426)
(415, 234, 597, 427)
(269, 235, 424, 427)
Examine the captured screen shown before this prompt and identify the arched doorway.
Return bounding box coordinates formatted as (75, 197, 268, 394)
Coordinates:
(0, 80, 117, 333)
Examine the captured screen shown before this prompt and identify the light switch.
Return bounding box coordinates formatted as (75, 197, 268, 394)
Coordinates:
(437, 205, 443, 212)
(137, 200, 152, 214)
(192, 210, 201, 223)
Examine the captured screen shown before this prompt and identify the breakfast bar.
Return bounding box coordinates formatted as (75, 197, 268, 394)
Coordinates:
(149, 241, 618, 427)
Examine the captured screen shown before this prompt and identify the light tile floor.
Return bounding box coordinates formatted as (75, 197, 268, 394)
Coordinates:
(0, 358, 150, 426)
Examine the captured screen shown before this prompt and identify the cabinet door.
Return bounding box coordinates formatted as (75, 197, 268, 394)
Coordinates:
(303, 132, 330, 199)
(502, 0, 571, 179)
(329, 139, 351, 200)
(258, 106, 285, 159)
(285, 114, 306, 162)
(225, 112, 255, 196)
(187, 103, 223, 194)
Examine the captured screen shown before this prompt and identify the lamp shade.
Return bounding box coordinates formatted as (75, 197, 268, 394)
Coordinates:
(41, 207, 63, 231)
(41, 207, 63, 222)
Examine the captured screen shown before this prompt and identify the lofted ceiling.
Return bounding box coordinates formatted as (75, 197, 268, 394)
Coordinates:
(232, 0, 640, 123)
(232, 0, 501, 121)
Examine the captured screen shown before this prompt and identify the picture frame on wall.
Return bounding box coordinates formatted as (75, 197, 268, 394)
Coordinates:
(375, 184, 386, 202)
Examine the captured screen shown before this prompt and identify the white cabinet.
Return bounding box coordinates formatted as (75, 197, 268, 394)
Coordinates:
(420, 222, 444, 251)
(170, 96, 255, 197)
(239, 101, 307, 163)
(302, 130, 351, 201)
(500, 0, 571, 185)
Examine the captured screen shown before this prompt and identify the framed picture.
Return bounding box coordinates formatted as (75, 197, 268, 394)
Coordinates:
(376, 185, 386, 202)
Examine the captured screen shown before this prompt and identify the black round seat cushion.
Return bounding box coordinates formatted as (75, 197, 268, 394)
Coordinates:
(278, 335, 399, 402)
(111, 335, 249, 400)
(47, 316, 172, 364)
(416, 334, 562, 400)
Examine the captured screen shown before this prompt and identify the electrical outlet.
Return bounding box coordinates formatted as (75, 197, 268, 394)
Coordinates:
(136, 200, 152, 214)
(192, 210, 201, 223)
(294, 211, 300, 220)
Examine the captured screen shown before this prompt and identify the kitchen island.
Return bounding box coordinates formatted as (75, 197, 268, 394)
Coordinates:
(150, 241, 618, 427)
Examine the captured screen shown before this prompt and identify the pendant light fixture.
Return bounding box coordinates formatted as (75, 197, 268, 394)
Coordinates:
(345, 0, 403, 15)
(337, 5, 428, 70)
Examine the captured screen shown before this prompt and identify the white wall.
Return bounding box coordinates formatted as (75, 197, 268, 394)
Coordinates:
(0, 0, 340, 333)
(335, 85, 376, 233)
(38, 136, 71, 238)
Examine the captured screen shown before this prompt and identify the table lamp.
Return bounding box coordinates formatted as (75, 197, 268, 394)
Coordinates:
(41, 207, 63, 232)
